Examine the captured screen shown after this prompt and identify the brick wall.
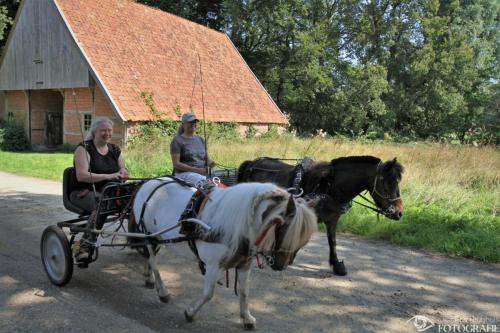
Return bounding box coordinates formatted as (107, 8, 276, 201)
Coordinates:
(5, 91, 28, 129)
(95, 86, 123, 145)
(63, 88, 93, 145)
(63, 86, 124, 145)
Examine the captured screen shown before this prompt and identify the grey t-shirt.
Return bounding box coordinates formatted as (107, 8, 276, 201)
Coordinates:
(170, 135, 207, 168)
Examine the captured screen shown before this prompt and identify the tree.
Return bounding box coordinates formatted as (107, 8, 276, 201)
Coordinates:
(136, 0, 225, 30)
(0, 0, 19, 53)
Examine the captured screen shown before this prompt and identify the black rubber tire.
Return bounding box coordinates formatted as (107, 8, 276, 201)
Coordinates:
(40, 225, 73, 286)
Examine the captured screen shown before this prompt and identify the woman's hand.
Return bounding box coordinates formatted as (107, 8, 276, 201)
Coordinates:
(107, 172, 122, 181)
(119, 168, 129, 180)
(197, 167, 208, 175)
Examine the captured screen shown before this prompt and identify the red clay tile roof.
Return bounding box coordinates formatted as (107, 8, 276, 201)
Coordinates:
(54, 0, 287, 124)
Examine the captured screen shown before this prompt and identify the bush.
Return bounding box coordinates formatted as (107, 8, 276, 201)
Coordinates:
(60, 143, 77, 152)
(0, 122, 30, 151)
(261, 124, 279, 140)
(127, 120, 240, 149)
(200, 121, 239, 141)
(245, 124, 257, 138)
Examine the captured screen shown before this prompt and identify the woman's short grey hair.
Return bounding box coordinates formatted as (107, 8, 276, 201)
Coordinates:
(85, 116, 113, 140)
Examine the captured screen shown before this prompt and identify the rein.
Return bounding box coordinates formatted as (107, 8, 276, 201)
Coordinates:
(255, 218, 282, 247)
(248, 166, 283, 174)
(352, 193, 386, 215)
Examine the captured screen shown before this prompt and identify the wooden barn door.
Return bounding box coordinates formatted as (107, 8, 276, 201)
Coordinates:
(46, 112, 63, 146)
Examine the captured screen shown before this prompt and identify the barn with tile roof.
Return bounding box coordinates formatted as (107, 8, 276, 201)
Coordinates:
(0, 0, 287, 147)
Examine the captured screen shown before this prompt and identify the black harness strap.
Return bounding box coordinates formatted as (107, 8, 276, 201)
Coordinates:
(289, 163, 305, 195)
(138, 177, 193, 233)
(179, 184, 218, 276)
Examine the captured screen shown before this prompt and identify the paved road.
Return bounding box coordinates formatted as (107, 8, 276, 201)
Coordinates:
(0, 171, 498, 333)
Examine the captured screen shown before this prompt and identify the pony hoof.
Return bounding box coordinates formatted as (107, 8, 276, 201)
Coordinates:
(184, 310, 194, 322)
(159, 294, 171, 303)
(333, 261, 347, 276)
(244, 323, 256, 331)
(145, 281, 155, 289)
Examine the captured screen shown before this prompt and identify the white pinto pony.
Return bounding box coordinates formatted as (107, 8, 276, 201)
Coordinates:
(132, 177, 317, 330)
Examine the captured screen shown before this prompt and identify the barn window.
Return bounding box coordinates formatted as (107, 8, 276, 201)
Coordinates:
(7, 112, 14, 122)
(83, 114, 92, 131)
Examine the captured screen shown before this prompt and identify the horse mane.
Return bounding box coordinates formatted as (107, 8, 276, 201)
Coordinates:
(331, 155, 404, 179)
(201, 183, 317, 258)
(330, 155, 381, 166)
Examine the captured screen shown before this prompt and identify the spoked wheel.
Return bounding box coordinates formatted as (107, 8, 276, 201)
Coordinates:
(40, 225, 73, 286)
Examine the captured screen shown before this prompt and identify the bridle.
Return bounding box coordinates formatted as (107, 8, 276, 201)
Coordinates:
(370, 162, 401, 202)
(254, 216, 295, 268)
(354, 162, 401, 216)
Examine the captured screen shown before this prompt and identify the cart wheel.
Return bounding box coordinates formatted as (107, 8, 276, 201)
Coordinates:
(40, 225, 73, 286)
(127, 215, 147, 257)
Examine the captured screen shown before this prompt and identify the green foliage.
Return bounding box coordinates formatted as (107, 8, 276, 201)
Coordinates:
(59, 143, 77, 153)
(245, 124, 257, 138)
(0, 6, 11, 41)
(222, 0, 499, 142)
(198, 121, 238, 141)
(0, 122, 30, 151)
(133, 90, 240, 147)
(0, 0, 19, 53)
(136, 0, 225, 30)
(261, 124, 279, 140)
(128, 119, 239, 148)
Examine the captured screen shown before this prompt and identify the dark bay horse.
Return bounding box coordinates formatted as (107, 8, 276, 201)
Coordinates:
(238, 156, 404, 276)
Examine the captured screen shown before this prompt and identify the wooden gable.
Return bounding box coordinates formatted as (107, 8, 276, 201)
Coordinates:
(0, 0, 89, 91)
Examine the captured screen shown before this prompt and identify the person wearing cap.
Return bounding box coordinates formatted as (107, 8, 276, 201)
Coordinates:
(170, 112, 216, 185)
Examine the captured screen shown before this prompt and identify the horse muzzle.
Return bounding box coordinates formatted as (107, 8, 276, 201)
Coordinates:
(385, 199, 404, 220)
(270, 251, 298, 271)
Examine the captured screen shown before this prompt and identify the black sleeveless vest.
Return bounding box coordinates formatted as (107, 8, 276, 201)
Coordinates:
(74, 140, 121, 191)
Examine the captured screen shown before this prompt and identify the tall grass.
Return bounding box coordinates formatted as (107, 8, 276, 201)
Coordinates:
(0, 136, 498, 261)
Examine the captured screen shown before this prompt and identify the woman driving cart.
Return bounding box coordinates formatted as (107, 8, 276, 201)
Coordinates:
(71, 116, 128, 259)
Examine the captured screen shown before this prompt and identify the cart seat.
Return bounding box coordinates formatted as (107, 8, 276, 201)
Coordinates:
(63, 167, 87, 216)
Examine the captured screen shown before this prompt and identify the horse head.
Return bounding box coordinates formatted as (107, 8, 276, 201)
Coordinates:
(255, 192, 317, 271)
(371, 158, 404, 220)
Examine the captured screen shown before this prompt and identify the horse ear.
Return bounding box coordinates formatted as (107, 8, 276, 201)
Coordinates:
(383, 157, 397, 171)
(285, 195, 296, 216)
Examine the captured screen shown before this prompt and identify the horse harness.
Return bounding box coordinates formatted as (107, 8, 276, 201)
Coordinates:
(136, 177, 215, 273)
(246, 157, 308, 197)
(178, 182, 219, 275)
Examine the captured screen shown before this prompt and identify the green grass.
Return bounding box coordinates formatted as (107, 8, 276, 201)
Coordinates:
(1, 136, 498, 262)
(0, 151, 73, 180)
(337, 200, 500, 262)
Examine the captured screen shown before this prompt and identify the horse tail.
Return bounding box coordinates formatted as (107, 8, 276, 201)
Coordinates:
(237, 160, 254, 183)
